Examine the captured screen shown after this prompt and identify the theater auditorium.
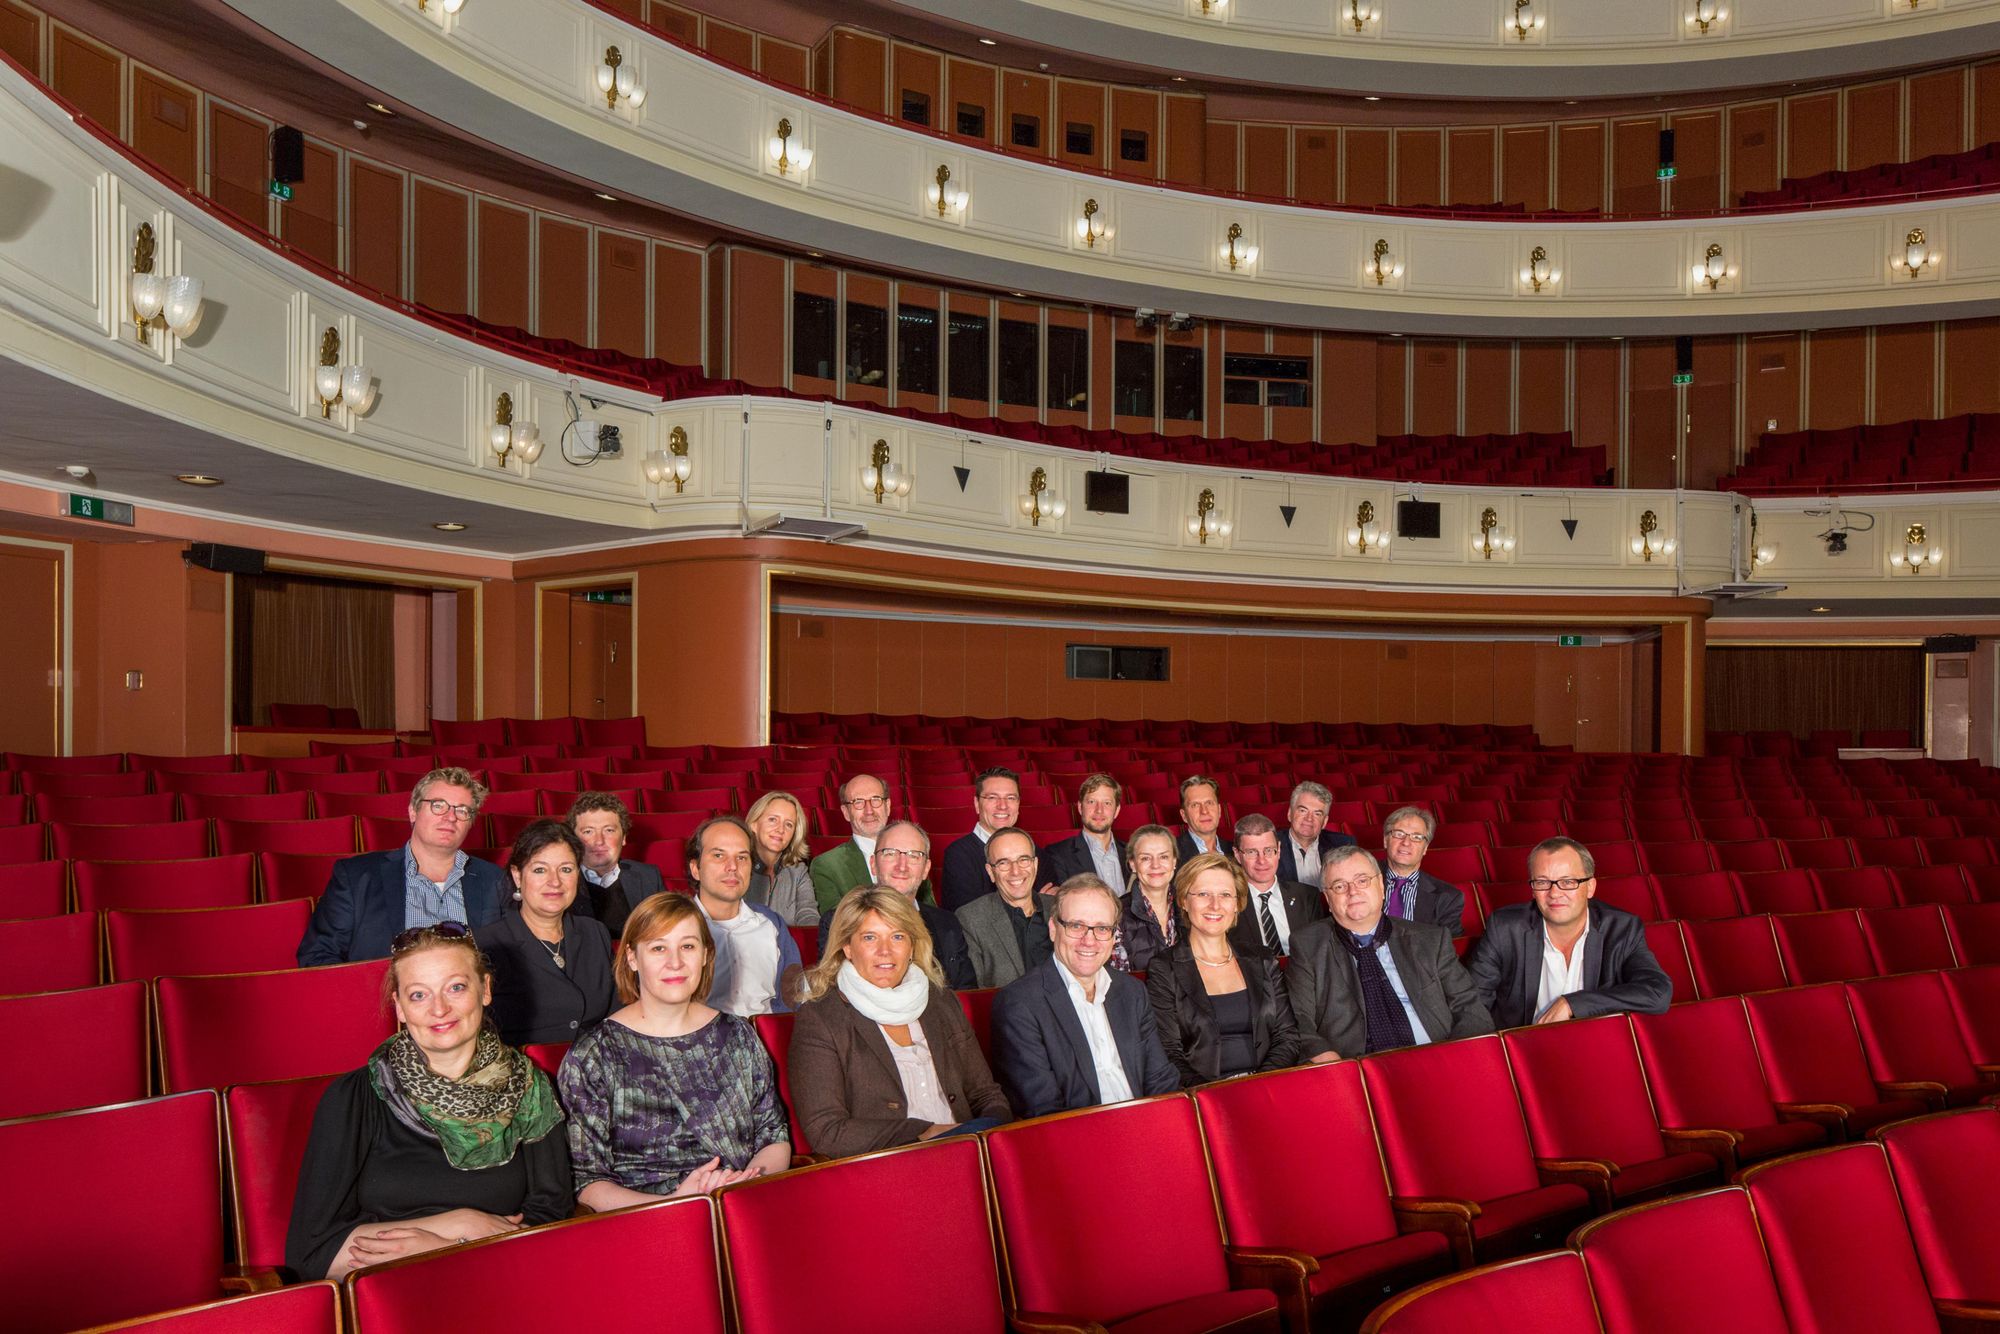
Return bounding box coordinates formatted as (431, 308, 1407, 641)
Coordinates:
(1, 0, 1999, 1329)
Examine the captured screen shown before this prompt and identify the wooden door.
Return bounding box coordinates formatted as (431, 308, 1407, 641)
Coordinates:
(567, 599, 631, 719)
(0, 547, 61, 753)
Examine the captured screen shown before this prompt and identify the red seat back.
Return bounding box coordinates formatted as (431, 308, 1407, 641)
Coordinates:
(1642, 842, 1715, 876)
(107, 900, 313, 982)
(1593, 875, 1661, 921)
(721, 1140, 1003, 1334)
(1859, 905, 1957, 974)
(749, 1011, 808, 1155)
(1845, 972, 1982, 1092)
(1741, 1142, 1939, 1334)
(1814, 866, 1901, 910)
(957, 986, 997, 1061)
(94, 1281, 341, 1333)
(0, 860, 66, 919)
(51, 820, 210, 862)
(0, 912, 98, 995)
(1503, 1016, 1667, 1167)
(223, 1073, 337, 1270)
(347, 1196, 724, 1334)
(179, 790, 311, 821)
(1361, 1035, 1540, 1203)
(156, 960, 395, 1093)
(1743, 983, 1893, 1115)
(0, 1091, 224, 1332)
(1942, 965, 2000, 1066)
(1785, 837, 1857, 870)
(1879, 1108, 2000, 1303)
(1643, 921, 1698, 1004)
(1770, 910, 1877, 985)
(1714, 839, 1788, 873)
(0, 822, 52, 865)
(74, 854, 258, 913)
(1576, 1188, 1790, 1334)
(1737, 868, 1825, 915)
(1683, 915, 1788, 996)
(213, 817, 358, 857)
(1892, 865, 1973, 906)
(1652, 870, 1743, 920)
(1361, 1252, 1598, 1334)
(0, 981, 147, 1118)
(1420, 845, 1488, 885)
(257, 851, 344, 902)
(36, 792, 177, 825)
(985, 1097, 1231, 1324)
(1632, 998, 1780, 1130)
(521, 1041, 570, 1076)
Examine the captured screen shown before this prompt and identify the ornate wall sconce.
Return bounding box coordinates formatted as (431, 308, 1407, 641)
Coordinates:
(1474, 507, 1516, 559)
(859, 439, 910, 503)
(1686, 0, 1726, 33)
(596, 46, 646, 113)
(1509, 0, 1544, 40)
(413, 0, 466, 11)
(643, 424, 693, 492)
(1020, 466, 1065, 526)
(1076, 198, 1108, 248)
(1344, 0, 1379, 31)
(1896, 227, 1936, 278)
(1693, 242, 1728, 290)
(128, 223, 203, 344)
(1346, 500, 1382, 554)
(1632, 509, 1677, 561)
(1196, 0, 1227, 15)
(1367, 238, 1402, 286)
(489, 392, 543, 467)
(1187, 488, 1232, 545)
(767, 118, 812, 176)
(1522, 245, 1558, 293)
(1751, 511, 1776, 569)
(927, 164, 969, 218)
(313, 327, 373, 419)
(1890, 522, 1942, 573)
(1220, 222, 1258, 272)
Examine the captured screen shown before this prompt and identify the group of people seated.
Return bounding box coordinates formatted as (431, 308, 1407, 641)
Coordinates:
(286, 764, 1673, 1280)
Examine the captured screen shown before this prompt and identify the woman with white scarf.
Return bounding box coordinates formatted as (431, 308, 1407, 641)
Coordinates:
(789, 887, 1011, 1159)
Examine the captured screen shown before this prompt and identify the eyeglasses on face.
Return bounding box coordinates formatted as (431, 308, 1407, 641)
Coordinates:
(392, 920, 470, 953)
(1529, 877, 1591, 894)
(1187, 889, 1236, 906)
(417, 798, 476, 821)
(1385, 830, 1430, 844)
(1056, 918, 1116, 941)
(877, 848, 929, 863)
(988, 855, 1038, 872)
(1326, 875, 1381, 894)
(842, 794, 888, 809)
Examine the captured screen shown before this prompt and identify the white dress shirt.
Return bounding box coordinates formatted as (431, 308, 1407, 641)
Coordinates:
(1536, 914, 1592, 1021)
(1053, 958, 1134, 1105)
(1291, 837, 1323, 888)
(885, 1020, 957, 1126)
(702, 903, 781, 1016)
(1249, 882, 1293, 955)
(853, 833, 878, 865)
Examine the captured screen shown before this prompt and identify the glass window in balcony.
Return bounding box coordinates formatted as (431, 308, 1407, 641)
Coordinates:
(1114, 340, 1156, 419)
(1047, 324, 1088, 413)
(1163, 343, 1204, 421)
(846, 298, 889, 389)
(897, 302, 940, 398)
(998, 318, 1040, 408)
(948, 308, 990, 405)
(791, 291, 837, 383)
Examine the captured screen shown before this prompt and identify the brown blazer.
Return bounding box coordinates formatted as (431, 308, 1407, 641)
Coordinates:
(788, 982, 1012, 1159)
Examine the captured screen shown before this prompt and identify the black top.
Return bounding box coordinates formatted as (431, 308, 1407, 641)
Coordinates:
(939, 832, 993, 911)
(1144, 939, 1304, 1088)
(285, 1066, 573, 1279)
(1211, 987, 1257, 1079)
(1007, 899, 1055, 976)
(474, 909, 617, 1047)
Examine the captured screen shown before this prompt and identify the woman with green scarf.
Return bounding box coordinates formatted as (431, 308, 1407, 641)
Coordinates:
(287, 923, 572, 1279)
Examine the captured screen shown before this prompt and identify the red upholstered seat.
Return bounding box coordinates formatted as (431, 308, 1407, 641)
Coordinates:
(1420, 845, 1489, 884)
(1879, 1107, 2000, 1313)
(346, 1196, 724, 1334)
(0, 981, 147, 1118)
(1641, 842, 1715, 876)
(178, 790, 311, 821)
(11, 752, 128, 776)
(429, 717, 507, 747)
(1740, 1142, 1941, 1334)
(1771, 910, 1878, 985)
(1715, 839, 1788, 873)
(1846, 973, 1993, 1106)
(1893, 865, 1974, 906)
(1194, 1061, 1453, 1331)
(958, 986, 997, 1061)
(223, 1073, 336, 1271)
(0, 1091, 226, 1333)
(280, 771, 384, 798)
(1652, 870, 1744, 920)
(74, 854, 258, 913)
(213, 817, 358, 857)
(1575, 1188, 1790, 1334)
(505, 716, 581, 746)
(1784, 837, 1857, 870)
(51, 819, 210, 861)
(578, 715, 649, 747)
(985, 1097, 1281, 1333)
(1358, 1252, 1598, 1334)
(721, 1140, 1004, 1334)
(1503, 1016, 1719, 1212)
(0, 859, 66, 919)
(1632, 998, 1827, 1174)
(1814, 865, 1900, 910)
(1738, 869, 1825, 915)
(156, 960, 395, 1093)
(1744, 983, 1927, 1139)
(82, 1281, 341, 1333)
(36, 792, 178, 825)
(21, 769, 146, 797)
(256, 851, 344, 902)
(1859, 905, 1958, 974)
(1683, 915, 1788, 996)
(0, 912, 99, 995)
(521, 1042, 569, 1077)
(1942, 965, 2000, 1068)
(749, 1011, 809, 1155)
(1643, 921, 1698, 1004)
(315, 791, 414, 821)
(1360, 1036, 1593, 1267)
(1592, 875, 1661, 921)
(106, 900, 313, 982)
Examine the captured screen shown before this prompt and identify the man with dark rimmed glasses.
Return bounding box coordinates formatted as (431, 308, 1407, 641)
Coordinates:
(298, 767, 506, 966)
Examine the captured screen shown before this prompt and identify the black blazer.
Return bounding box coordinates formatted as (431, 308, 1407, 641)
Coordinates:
(473, 908, 616, 1047)
(816, 901, 977, 992)
(1467, 901, 1673, 1030)
(1117, 888, 1180, 974)
(1145, 941, 1303, 1086)
(575, 859, 666, 940)
(297, 849, 505, 966)
(939, 832, 993, 912)
(1286, 916, 1493, 1059)
(1275, 829, 1359, 887)
(1227, 879, 1328, 958)
(1388, 869, 1468, 939)
(1037, 832, 1127, 892)
(1175, 829, 1233, 864)
(990, 960, 1180, 1118)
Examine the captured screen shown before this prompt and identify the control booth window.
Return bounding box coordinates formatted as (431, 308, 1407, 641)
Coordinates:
(845, 299, 889, 389)
(791, 291, 836, 382)
(1223, 353, 1311, 408)
(947, 307, 990, 405)
(1114, 339, 1155, 418)
(897, 303, 939, 398)
(1067, 644, 1170, 682)
(1047, 323, 1088, 412)
(998, 318, 1040, 408)
(1163, 343, 1204, 421)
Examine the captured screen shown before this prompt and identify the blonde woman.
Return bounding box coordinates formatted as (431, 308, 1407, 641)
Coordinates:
(788, 887, 1010, 1158)
(744, 790, 820, 926)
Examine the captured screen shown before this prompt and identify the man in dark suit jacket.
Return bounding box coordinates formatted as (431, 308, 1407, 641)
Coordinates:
(958, 829, 1056, 989)
(816, 820, 975, 990)
(939, 767, 1022, 911)
(1037, 773, 1128, 892)
(991, 877, 1179, 1117)
(1379, 805, 1465, 938)
(1466, 837, 1672, 1029)
(566, 791, 667, 938)
(1276, 781, 1358, 888)
(298, 769, 505, 966)
(1227, 814, 1326, 958)
(1288, 846, 1492, 1059)
(1174, 775, 1232, 864)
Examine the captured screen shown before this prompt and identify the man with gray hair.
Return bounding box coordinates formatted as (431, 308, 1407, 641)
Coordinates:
(1276, 780, 1355, 887)
(1380, 806, 1466, 938)
(1287, 845, 1492, 1060)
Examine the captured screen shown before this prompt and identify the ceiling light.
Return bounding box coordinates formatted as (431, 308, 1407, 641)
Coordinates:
(594, 192, 617, 201)
(433, 522, 467, 532)
(365, 102, 396, 116)
(1811, 605, 1831, 613)
(175, 474, 223, 487)
(1364, 95, 1381, 101)
(978, 37, 998, 45)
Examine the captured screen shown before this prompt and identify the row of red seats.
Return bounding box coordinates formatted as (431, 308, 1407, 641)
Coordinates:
(773, 714, 1549, 748)
(1720, 412, 2000, 494)
(1707, 727, 1916, 756)
(1738, 140, 2000, 207)
(10, 986, 1994, 1333)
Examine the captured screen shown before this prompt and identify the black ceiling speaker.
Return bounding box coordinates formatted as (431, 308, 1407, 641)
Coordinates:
(185, 542, 267, 575)
(270, 126, 305, 184)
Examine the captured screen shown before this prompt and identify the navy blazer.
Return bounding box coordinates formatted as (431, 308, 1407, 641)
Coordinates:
(990, 960, 1180, 1118)
(939, 831, 994, 912)
(1036, 831, 1128, 893)
(1274, 829, 1359, 888)
(1175, 829, 1234, 865)
(297, 848, 505, 966)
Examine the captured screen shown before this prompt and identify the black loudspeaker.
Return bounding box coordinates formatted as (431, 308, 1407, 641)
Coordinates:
(1396, 499, 1443, 539)
(1675, 336, 1694, 375)
(185, 543, 267, 575)
(1925, 635, 1976, 655)
(1083, 471, 1130, 514)
(1658, 128, 1676, 173)
(270, 126, 305, 184)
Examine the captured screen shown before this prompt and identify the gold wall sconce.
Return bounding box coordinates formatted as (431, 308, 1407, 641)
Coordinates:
(1345, 0, 1379, 31)
(1890, 521, 1942, 573)
(1693, 242, 1728, 290)
(1367, 237, 1402, 286)
(489, 392, 544, 467)
(1076, 198, 1108, 248)
(1346, 500, 1382, 554)
(1896, 227, 1936, 278)
(1632, 509, 1677, 561)
(643, 424, 693, 492)
(1020, 466, 1066, 526)
(768, 118, 812, 176)
(1221, 222, 1258, 272)
(1687, 0, 1726, 33)
(1187, 488, 1232, 545)
(860, 439, 910, 503)
(1522, 245, 1558, 293)
(313, 327, 373, 419)
(128, 223, 204, 344)
(1474, 507, 1516, 559)
(927, 165, 969, 217)
(596, 46, 646, 112)
(1509, 0, 1544, 39)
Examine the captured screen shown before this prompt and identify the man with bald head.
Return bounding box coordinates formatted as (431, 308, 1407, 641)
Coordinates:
(810, 773, 894, 916)
(956, 827, 1055, 989)
(816, 819, 974, 990)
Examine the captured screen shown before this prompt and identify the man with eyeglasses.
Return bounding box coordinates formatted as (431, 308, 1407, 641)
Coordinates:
(816, 820, 975, 989)
(1276, 781, 1355, 889)
(939, 767, 1024, 913)
(1465, 836, 1671, 1029)
(1287, 846, 1491, 1061)
(1378, 806, 1465, 938)
(1230, 813, 1326, 960)
(990, 873, 1178, 1117)
(298, 767, 505, 966)
(810, 774, 895, 917)
(956, 828, 1056, 988)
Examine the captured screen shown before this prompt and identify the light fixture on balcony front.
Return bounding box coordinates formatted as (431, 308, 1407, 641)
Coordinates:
(596, 46, 646, 113)
(1187, 488, 1232, 545)
(1687, 0, 1726, 33)
(768, 118, 812, 176)
(927, 164, 968, 218)
(1196, 0, 1227, 15)
(1632, 509, 1677, 561)
(128, 223, 203, 344)
(643, 425, 693, 493)
(1522, 245, 1558, 293)
(1076, 198, 1107, 248)
(1509, 0, 1544, 39)
(489, 392, 543, 468)
(1346, 501, 1382, 554)
(1474, 507, 1516, 559)
(414, 0, 466, 12)
(1751, 512, 1776, 569)
(1344, 0, 1379, 31)
(313, 327, 373, 420)
(1694, 242, 1728, 290)
(1896, 227, 1936, 278)
(1021, 466, 1065, 526)
(1367, 237, 1402, 286)
(1221, 222, 1258, 272)
(860, 439, 910, 503)
(1890, 522, 1941, 573)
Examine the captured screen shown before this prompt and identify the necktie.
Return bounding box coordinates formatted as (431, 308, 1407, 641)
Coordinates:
(1257, 890, 1283, 956)
(1388, 875, 1417, 919)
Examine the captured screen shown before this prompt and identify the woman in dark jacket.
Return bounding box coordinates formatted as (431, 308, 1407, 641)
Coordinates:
(789, 888, 1010, 1159)
(1114, 824, 1180, 973)
(474, 821, 615, 1047)
(1146, 852, 1303, 1087)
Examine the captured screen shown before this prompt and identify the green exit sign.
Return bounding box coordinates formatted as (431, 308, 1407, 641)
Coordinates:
(269, 179, 294, 201)
(1672, 371, 1694, 386)
(1657, 165, 1677, 180)
(1557, 634, 1585, 647)
(67, 494, 135, 526)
